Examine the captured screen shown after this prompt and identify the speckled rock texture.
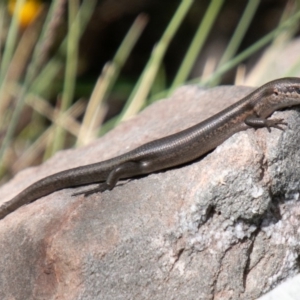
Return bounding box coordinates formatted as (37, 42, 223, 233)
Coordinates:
(258, 274, 300, 299)
(0, 85, 300, 300)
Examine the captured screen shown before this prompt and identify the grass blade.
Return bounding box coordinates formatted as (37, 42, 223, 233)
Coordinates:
(50, 0, 80, 154)
(119, 0, 193, 122)
(169, 0, 224, 93)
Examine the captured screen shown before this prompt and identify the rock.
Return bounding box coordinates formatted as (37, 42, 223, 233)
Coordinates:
(258, 274, 300, 300)
(0, 84, 300, 300)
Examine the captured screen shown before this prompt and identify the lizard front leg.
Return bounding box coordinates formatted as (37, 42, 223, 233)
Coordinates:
(245, 116, 288, 132)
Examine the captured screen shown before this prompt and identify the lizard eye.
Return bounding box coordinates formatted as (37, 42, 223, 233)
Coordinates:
(295, 88, 300, 94)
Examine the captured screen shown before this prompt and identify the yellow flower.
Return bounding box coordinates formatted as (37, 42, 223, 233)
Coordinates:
(8, 0, 42, 28)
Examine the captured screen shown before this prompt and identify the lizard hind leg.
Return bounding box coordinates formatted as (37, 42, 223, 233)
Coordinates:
(72, 161, 145, 197)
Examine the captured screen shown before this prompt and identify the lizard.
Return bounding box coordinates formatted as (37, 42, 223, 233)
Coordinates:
(1, 77, 300, 220)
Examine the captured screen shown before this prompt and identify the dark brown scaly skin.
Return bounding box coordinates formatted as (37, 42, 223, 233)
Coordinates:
(1, 77, 300, 220)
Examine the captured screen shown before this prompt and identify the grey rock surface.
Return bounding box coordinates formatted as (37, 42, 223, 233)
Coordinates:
(0, 85, 300, 300)
(258, 274, 300, 300)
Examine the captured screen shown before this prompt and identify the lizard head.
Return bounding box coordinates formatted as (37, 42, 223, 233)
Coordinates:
(254, 77, 300, 118)
(270, 77, 300, 108)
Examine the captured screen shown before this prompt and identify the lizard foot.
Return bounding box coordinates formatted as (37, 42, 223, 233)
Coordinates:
(264, 118, 288, 132)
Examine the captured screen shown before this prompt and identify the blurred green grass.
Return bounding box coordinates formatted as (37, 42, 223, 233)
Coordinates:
(0, 0, 300, 181)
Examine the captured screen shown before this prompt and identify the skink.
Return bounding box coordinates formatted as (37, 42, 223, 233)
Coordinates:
(1, 77, 300, 220)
